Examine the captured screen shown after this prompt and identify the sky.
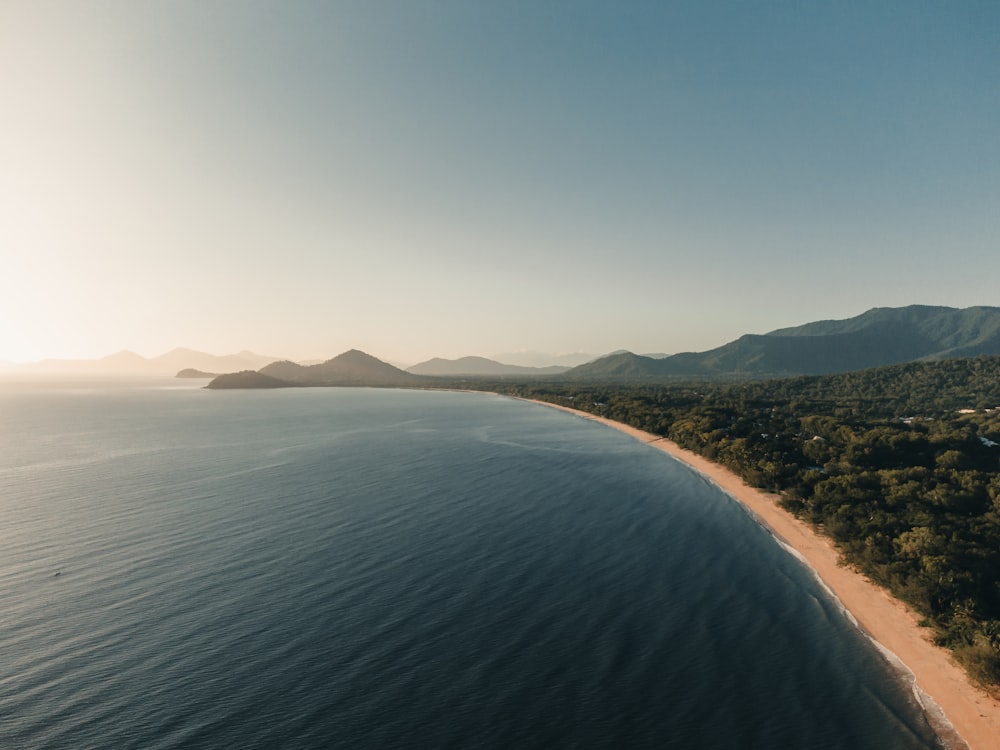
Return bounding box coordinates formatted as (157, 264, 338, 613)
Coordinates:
(1, 1, 998, 366)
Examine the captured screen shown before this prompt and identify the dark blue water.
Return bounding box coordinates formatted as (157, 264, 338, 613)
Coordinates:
(0, 380, 944, 748)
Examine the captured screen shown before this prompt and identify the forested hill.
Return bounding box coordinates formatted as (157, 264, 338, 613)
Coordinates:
(260, 350, 421, 386)
(566, 305, 1000, 379)
(490, 355, 1000, 688)
(206, 350, 429, 388)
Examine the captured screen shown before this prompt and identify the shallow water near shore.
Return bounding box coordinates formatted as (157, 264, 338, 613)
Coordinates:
(0, 380, 945, 748)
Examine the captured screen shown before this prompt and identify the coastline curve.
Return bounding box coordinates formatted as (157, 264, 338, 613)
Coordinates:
(521, 397, 1000, 750)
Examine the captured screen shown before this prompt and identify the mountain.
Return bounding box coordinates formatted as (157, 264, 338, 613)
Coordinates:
(408, 356, 569, 377)
(565, 305, 1000, 380)
(258, 360, 309, 381)
(176, 369, 219, 378)
(15, 348, 280, 374)
(564, 352, 662, 380)
(257, 350, 420, 386)
(490, 350, 597, 368)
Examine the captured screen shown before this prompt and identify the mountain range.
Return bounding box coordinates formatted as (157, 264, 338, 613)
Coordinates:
(8, 305, 1000, 384)
(208, 351, 579, 388)
(204, 306, 1000, 389)
(565, 305, 1000, 380)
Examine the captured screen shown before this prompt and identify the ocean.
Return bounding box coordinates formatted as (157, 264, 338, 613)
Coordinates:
(0, 379, 944, 748)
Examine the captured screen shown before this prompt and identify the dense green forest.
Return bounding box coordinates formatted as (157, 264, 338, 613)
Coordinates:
(475, 356, 1000, 689)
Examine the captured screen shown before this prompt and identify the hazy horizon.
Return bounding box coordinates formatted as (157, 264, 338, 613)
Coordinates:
(3, 3, 997, 365)
(5, 300, 1000, 373)
(0, 344, 602, 371)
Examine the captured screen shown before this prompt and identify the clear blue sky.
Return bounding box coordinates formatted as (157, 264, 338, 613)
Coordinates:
(2, 1, 997, 364)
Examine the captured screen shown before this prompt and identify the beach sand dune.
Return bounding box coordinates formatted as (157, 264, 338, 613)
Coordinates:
(531, 399, 1000, 750)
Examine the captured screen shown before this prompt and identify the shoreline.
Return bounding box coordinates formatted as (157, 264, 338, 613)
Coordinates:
(525, 398, 1000, 750)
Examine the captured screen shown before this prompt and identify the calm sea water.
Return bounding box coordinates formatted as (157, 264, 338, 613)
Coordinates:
(0, 379, 944, 749)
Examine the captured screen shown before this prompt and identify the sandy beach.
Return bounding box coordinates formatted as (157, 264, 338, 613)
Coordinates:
(529, 399, 1000, 750)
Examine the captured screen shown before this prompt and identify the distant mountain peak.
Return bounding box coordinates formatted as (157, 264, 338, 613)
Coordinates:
(490, 350, 597, 368)
(258, 349, 418, 386)
(332, 349, 380, 361)
(407, 356, 570, 377)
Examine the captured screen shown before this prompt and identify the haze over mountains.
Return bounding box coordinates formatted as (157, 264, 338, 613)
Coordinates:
(6, 306, 1000, 384)
(407, 357, 572, 377)
(205, 305, 1000, 388)
(487, 351, 596, 369)
(4, 348, 279, 375)
(1, 347, 587, 375)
